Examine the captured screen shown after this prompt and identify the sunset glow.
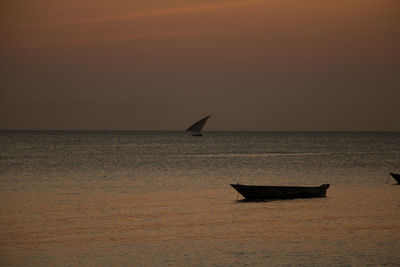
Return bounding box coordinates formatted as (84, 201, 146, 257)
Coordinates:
(1, 0, 399, 130)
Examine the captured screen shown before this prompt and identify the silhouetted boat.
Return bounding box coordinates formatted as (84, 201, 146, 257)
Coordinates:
(186, 115, 210, 136)
(231, 183, 330, 201)
(390, 173, 400, 184)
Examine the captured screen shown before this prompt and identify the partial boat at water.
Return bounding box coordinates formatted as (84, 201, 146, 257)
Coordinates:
(231, 183, 330, 201)
(389, 173, 400, 184)
(186, 115, 210, 136)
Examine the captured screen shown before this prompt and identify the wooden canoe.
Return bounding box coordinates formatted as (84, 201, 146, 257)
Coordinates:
(390, 173, 400, 184)
(231, 183, 330, 201)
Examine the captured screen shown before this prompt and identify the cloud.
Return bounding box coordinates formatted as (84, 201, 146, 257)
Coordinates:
(18, 32, 197, 48)
(34, 0, 262, 27)
(14, 0, 263, 48)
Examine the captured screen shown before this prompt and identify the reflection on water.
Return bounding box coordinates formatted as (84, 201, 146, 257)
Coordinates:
(0, 131, 399, 266)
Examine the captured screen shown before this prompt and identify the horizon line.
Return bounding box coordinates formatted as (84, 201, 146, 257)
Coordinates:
(1, 129, 399, 133)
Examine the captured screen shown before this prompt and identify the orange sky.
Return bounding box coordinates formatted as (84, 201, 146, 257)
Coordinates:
(1, 0, 399, 130)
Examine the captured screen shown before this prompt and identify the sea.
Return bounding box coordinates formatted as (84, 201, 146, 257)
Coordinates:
(0, 131, 399, 266)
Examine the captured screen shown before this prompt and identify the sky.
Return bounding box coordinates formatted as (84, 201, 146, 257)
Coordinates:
(1, 0, 399, 131)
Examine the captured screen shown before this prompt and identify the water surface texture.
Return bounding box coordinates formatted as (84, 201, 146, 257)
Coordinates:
(1, 131, 399, 266)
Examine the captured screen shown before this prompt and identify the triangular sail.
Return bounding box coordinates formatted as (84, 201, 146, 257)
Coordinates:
(186, 115, 210, 133)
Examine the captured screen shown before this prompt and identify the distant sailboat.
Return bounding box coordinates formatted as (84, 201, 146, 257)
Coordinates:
(186, 115, 210, 136)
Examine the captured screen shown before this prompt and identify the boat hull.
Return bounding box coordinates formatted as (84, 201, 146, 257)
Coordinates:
(390, 173, 400, 184)
(231, 183, 330, 201)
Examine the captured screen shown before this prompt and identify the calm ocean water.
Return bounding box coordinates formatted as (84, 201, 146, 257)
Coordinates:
(1, 131, 399, 266)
